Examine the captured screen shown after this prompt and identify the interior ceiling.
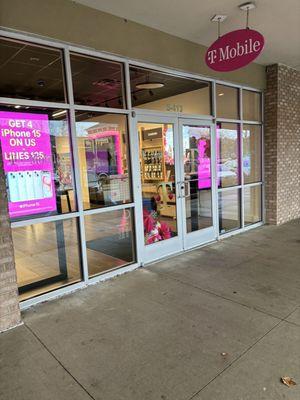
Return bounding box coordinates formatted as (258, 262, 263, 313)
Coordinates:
(74, 0, 300, 70)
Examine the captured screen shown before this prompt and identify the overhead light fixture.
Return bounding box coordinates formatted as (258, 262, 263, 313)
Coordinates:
(136, 82, 164, 90)
(218, 93, 224, 96)
(14, 105, 21, 109)
(52, 110, 67, 118)
(239, 2, 256, 11)
(211, 15, 227, 23)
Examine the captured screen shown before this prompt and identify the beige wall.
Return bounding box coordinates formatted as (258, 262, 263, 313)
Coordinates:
(0, 0, 265, 89)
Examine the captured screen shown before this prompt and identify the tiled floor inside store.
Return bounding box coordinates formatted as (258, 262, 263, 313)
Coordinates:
(0, 219, 300, 400)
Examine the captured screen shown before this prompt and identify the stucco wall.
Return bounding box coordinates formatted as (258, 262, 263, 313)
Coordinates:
(0, 0, 265, 89)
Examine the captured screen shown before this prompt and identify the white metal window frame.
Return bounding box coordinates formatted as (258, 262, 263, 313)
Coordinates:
(0, 28, 264, 309)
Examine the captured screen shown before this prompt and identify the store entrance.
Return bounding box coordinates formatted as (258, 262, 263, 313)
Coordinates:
(134, 114, 217, 264)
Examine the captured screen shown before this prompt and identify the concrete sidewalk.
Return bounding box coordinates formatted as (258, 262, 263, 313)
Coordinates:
(0, 220, 299, 400)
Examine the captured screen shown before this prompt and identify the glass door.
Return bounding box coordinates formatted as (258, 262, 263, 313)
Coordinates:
(133, 115, 184, 263)
(179, 119, 217, 249)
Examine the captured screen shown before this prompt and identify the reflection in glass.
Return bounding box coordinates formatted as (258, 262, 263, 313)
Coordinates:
(183, 125, 213, 232)
(244, 185, 262, 226)
(138, 122, 177, 244)
(85, 209, 136, 277)
(130, 66, 211, 115)
(70, 53, 125, 108)
(217, 123, 240, 188)
(243, 90, 261, 121)
(75, 112, 132, 210)
(13, 218, 82, 301)
(0, 37, 66, 102)
(243, 125, 262, 184)
(219, 189, 241, 233)
(0, 105, 76, 222)
(216, 84, 239, 119)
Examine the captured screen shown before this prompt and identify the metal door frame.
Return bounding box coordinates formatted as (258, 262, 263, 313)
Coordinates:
(130, 112, 185, 264)
(178, 118, 218, 250)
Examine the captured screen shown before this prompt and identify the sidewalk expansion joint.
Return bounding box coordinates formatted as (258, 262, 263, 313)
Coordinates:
(24, 322, 96, 400)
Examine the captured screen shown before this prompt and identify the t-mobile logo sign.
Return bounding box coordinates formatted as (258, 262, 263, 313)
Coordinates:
(205, 29, 264, 72)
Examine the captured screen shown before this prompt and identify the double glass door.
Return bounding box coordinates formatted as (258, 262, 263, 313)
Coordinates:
(133, 115, 217, 263)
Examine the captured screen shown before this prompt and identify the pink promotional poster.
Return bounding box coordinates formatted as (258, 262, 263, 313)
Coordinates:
(0, 111, 57, 218)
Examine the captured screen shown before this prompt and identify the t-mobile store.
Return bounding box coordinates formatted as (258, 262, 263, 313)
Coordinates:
(0, 29, 263, 308)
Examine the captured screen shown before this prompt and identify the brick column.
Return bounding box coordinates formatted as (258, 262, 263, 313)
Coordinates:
(0, 149, 21, 332)
(264, 64, 300, 225)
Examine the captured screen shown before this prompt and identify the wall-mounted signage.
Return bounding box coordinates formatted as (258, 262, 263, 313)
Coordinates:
(205, 29, 264, 72)
(0, 111, 56, 218)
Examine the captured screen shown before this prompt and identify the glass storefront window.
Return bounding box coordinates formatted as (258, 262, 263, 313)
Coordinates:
(0, 105, 76, 221)
(0, 38, 66, 103)
(70, 53, 125, 108)
(244, 185, 262, 226)
(13, 218, 82, 301)
(84, 209, 136, 277)
(243, 124, 262, 184)
(218, 189, 241, 233)
(0, 32, 265, 300)
(130, 66, 211, 115)
(217, 123, 240, 188)
(138, 122, 178, 244)
(75, 112, 132, 210)
(216, 84, 239, 119)
(243, 90, 261, 121)
(182, 124, 213, 232)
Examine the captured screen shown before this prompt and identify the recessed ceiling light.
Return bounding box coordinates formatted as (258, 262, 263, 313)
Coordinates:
(218, 93, 224, 96)
(37, 79, 45, 87)
(136, 82, 164, 90)
(14, 105, 21, 109)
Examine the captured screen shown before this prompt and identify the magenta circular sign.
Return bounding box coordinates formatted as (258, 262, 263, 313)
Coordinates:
(205, 29, 264, 72)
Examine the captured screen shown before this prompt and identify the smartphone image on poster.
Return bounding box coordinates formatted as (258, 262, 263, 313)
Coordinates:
(7, 172, 20, 203)
(42, 171, 53, 198)
(33, 170, 43, 199)
(25, 171, 35, 200)
(17, 172, 28, 202)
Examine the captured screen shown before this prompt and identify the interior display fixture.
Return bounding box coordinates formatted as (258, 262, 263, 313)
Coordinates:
(138, 122, 177, 245)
